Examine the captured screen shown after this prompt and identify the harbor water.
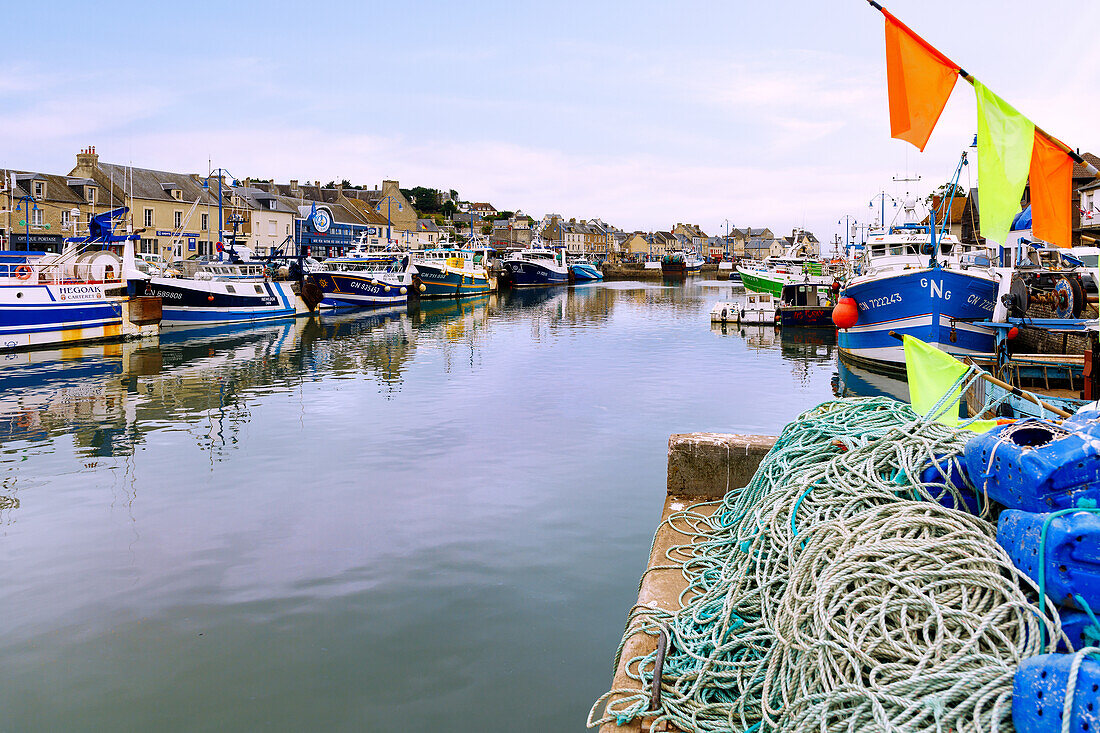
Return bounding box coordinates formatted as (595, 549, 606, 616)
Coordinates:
(0, 280, 839, 732)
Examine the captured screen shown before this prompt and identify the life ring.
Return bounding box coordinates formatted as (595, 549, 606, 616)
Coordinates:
(14, 265, 32, 281)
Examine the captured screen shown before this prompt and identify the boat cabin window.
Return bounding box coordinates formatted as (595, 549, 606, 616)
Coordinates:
(226, 285, 236, 294)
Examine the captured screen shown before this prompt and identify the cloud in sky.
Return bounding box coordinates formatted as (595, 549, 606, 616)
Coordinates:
(0, 0, 1096, 247)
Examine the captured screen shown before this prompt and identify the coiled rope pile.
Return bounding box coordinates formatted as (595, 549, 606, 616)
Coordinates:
(589, 397, 1065, 732)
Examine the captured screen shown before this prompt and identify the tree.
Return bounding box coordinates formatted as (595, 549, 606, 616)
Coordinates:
(925, 182, 965, 208)
(481, 224, 492, 235)
(441, 200, 457, 218)
(449, 189, 458, 201)
(399, 186, 442, 214)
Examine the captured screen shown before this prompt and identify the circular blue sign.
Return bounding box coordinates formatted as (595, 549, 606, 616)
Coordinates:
(312, 209, 332, 233)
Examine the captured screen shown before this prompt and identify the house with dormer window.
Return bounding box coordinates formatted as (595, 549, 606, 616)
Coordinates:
(1, 164, 124, 251)
(67, 146, 221, 257)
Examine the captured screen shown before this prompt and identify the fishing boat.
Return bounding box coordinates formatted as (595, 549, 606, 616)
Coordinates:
(0, 208, 161, 352)
(141, 258, 310, 326)
(661, 250, 704, 277)
(835, 163, 1000, 369)
(307, 255, 413, 308)
(410, 247, 492, 298)
(570, 256, 604, 282)
(501, 248, 569, 287)
(736, 241, 838, 297)
(776, 282, 836, 327)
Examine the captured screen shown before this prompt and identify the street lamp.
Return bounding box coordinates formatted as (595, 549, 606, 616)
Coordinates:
(838, 215, 858, 256)
(14, 194, 39, 251)
(868, 191, 897, 230)
(378, 194, 399, 248)
(201, 167, 240, 247)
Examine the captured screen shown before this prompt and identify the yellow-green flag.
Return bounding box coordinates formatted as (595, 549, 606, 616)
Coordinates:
(974, 79, 1035, 246)
(903, 334, 997, 432)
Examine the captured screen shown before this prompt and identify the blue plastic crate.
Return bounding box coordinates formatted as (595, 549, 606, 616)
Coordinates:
(919, 457, 981, 514)
(997, 510, 1100, 611)
(1059, 608, 1100, 653)
(963, 419, 1100, 512)
(1014, 653, 1100, 732)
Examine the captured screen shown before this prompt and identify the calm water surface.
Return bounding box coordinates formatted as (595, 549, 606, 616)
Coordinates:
(0, 280, 841, 732)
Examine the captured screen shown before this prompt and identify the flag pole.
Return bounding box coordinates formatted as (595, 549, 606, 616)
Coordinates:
(866, 0, 1098, 175)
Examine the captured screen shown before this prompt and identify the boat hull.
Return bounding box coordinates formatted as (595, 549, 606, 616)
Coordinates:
(737, 269, 784, 297)
(777, 306, 834, 327)
(308, 272, 409, 308)
(571, 264, 603, 281)
(146, 278, 301, 326)
(503, 260, 568, 287)
(0, 284, 161, 351)
(838, 268, 998, 366)
(413, 262, 491, 298)
(661, 262, 701, 277)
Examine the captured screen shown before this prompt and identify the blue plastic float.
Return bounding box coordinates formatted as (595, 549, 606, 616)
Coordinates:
(919, 458, 982, 514)
(1014, 653, 1100, 733)
(997, 510, 1100, 612)
(1059, 608, 1100, 653)
(962, 418, 1100, 512)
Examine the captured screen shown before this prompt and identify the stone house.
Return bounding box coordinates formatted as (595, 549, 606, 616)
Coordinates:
(226, 184, 298, 256)
(415, 218, 441, 248)
(68, 147, 222, 258)
(1, 164, 124, 251)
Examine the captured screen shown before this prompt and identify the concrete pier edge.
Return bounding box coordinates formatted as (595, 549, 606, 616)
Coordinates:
(597, 432, 776, 733)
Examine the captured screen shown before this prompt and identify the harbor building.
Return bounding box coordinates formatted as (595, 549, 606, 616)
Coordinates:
(224, 184, 299, 256)
(68, 147, 221, 258)
(1, 165, 123, 251)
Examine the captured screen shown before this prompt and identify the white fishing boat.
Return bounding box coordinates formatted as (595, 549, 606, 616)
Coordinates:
(710, 293, 776, 325)
(0, 208, 161, 351)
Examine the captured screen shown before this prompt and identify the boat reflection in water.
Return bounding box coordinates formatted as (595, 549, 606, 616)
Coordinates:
(834, 352, 910, 402)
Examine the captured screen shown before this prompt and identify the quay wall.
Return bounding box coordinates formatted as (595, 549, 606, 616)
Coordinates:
(600, 264, 722, 281)
(598, 432, 776, 733)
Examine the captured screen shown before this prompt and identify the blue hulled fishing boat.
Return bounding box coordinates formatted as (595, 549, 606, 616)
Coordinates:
(570, 257, 603, 282)
(143, 259, 306, 326)
(411, 247, 492, 297)
(307, 255, 413, 308)
(502, 248, 569, 287)
(837, 161, 999, 369)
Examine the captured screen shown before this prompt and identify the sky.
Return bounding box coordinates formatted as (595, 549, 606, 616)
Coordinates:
(2, 0, 1097, 249)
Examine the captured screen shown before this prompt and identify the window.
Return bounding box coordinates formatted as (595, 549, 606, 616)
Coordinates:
(61, 210, 70, 228)
(225, 285, 236, 294)
(144, 208, 153, 227)
(33, 181, 44, 199)
(268, 219, 277, 235)
(286, 224, 290, 235)
(139, 238, 159, 254)
(269, 200, 277, 210)
(86, 186, 96, 204)
(172, 189, 182, 200)
(201, 213, 209, 231)
(174, 211, 183, 228)
(32, 208, 43, 226)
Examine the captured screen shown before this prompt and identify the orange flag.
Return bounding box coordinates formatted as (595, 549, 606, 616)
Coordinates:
(883, 9, 960, 151)
(1029, 130, 1074, 248)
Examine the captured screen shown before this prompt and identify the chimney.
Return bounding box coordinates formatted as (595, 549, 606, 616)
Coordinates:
(336, 182, 344, 194)
(74, 146, 100, 177)
(314, 180, 320, 189)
